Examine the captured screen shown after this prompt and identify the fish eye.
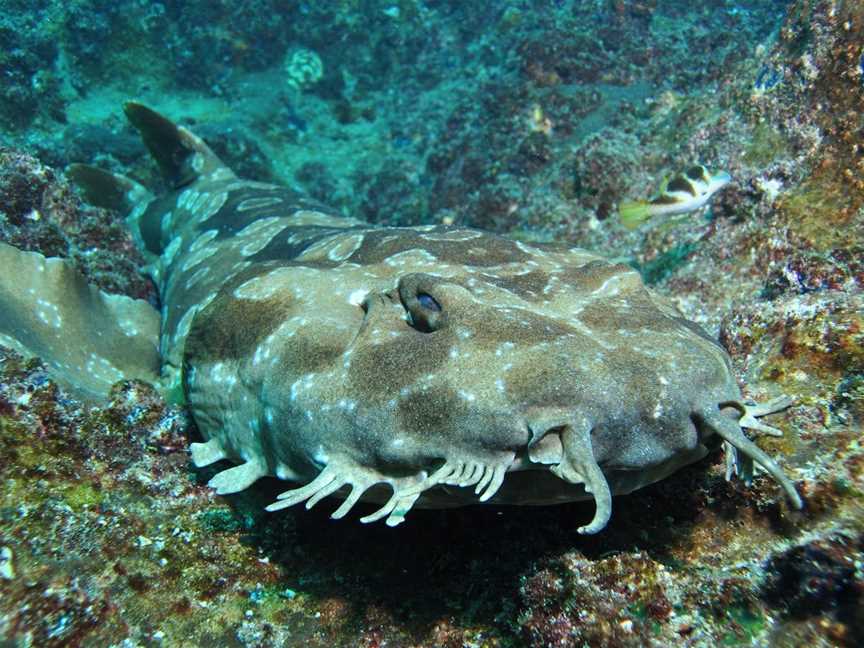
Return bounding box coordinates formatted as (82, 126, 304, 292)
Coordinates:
(417, 292, 441, 312)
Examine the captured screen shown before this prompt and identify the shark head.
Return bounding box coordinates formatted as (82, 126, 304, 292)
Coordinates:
(182, 224, 800, 531)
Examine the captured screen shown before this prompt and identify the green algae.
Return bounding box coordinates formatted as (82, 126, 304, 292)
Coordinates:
(61, 482, 103, 510)
(198, 507, 255, 534)
(634, 242, 698, 285)
(830, 476, 860, 497)
(777, 169, 864, 253)
(743, 122, 790, 166)
(721, 606, 767, 645)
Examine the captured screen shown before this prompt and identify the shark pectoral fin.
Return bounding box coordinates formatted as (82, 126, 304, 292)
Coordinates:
(207, 459, 267, 495)
(0, 242, 161, 401)
(65, 164, 158, 258)
(190, 439, 227, 467)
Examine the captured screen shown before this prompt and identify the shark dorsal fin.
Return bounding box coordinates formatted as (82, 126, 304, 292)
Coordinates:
(65, 164, 151, 214)
(123, 102, 234, 188)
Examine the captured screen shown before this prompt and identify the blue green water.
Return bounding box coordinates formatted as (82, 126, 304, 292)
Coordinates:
(0, 1, 787, 232)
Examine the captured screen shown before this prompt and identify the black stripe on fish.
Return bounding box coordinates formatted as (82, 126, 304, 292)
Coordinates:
(648, 193, 683, 206)
(666, 175, 697, 196)
(686, 165, 709, 182)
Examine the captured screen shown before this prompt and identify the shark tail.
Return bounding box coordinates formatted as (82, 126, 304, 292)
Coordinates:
(0, 242, 161, 401)
(618, 201, 655, 230)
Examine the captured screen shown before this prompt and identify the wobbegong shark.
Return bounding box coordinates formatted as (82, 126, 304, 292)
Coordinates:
(0, 104, 802, 532)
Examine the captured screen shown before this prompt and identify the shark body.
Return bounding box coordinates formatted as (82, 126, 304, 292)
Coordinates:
(0, 104, 802, 532)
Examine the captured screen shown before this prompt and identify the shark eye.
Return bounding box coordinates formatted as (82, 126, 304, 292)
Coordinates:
(398, 273, 445, 333)
(417, 292, 441, 312)
(406, 292, 442, 333)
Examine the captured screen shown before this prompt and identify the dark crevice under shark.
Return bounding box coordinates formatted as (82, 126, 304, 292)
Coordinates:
(0, 103, 803, 533)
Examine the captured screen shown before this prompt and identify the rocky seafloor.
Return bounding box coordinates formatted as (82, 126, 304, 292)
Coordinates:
(0, 0, 862, 646)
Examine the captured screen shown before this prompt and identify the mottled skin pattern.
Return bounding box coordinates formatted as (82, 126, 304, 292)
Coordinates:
(76, 104, 802, 532)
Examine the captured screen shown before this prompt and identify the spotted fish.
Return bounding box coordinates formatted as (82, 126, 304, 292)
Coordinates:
(618, 164, 732, 229)
(0, 104, 802, 533)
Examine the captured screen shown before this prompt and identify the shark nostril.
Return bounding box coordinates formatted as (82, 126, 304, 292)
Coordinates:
(526, 419, 568, 466)
(524, 413, 613, 534)
(525, 410, 573, 444)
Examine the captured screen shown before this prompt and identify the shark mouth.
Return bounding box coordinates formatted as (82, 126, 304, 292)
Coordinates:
(263, 397, 801, 531)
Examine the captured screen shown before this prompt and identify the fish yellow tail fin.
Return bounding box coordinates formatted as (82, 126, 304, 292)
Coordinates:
(618, 201, 654, 229)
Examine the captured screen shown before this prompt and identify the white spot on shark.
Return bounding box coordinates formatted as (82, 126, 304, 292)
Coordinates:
(35, 299, 62, 328)
(338, 399, 356, 412)
(327, 233, 365, 262)
(384, 249, 439, 268)
(174, 306, 200, 346)
(420, 229, 482, 242)
(189, 229, 219, 252)
(495, 342, 515, 357)
(198, 192, 228, 221)
(457, 389, 476, 402)
(85, 353, 124, 383)
(347, 289, 369, 306)
(233, 268, 291, 300)
(290, 210, 364, 228)
(181, 245, 218, 272)
(253, 343, 273, 366)
(209, 361, 237, 388)
(236, 218, 289, 257)
(163, 236, 184, 266)
(185, 266, 211, 290)
(117, 318, 140, 337)
(177, 189, 196, 210)
(237, 196, 283, 212)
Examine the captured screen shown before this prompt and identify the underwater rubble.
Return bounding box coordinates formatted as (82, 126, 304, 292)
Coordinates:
(1, 0, 862, 646)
